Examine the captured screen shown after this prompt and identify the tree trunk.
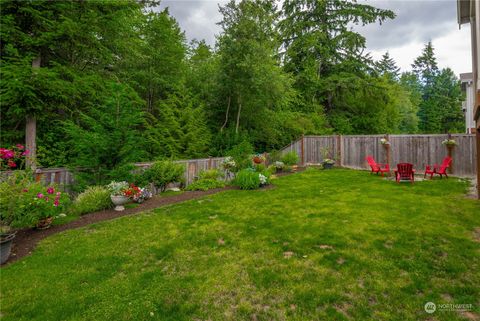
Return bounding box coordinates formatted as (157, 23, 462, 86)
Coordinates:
(235, 96, 242, 134)
(26, 56, 41, 170)
(220, 95, 231, 132)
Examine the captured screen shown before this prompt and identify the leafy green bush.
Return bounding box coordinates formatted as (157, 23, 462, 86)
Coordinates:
(234, 169, 260, 190)
(141, 160, 185, 192)
(254, 163, 266, 172)
(226, 141, 254, 171)
(281, 151, 299, 166)
(185, 179, 225, 191)
(0, 172, 70, 229)
(70, 186, 112, 216)
(198, 169, 224, 180)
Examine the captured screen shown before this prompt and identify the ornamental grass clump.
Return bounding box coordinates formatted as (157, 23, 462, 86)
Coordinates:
(70, 186, 112, 216)
(234, 169, 261, 190)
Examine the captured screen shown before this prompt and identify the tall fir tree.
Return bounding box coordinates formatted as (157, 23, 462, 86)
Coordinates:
(376, 52, 400, 80)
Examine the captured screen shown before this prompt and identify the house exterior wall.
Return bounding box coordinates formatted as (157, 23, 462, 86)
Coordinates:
(461, 73, 476, 133)
(458, 0, 480, 198)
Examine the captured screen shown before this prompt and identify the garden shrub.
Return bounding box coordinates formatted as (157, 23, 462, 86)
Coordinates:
(226, 141, 254, 171)
(281, 151, 299, 166)
(70, 186, 112, 215)
(185, 179, 225, 191)
(254, 163, 266, 172)
(268, 150, 282, 162)
(107, 163, 139, 184)
(234, 169, 260, 190)
(198, 169, 224, 180)
(0, 172, 70, 228)
(141, 160, 185, 192)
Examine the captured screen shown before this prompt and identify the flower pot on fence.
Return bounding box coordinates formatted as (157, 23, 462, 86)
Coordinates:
(253, 156, 263, 164)
(0, 233, 16, 264)
(36, 216, 54, 230)
(111, 195, 129, 211)
(323, 162, 334, 169)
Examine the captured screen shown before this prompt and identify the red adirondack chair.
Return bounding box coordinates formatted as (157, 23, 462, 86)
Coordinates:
(394, 163, 415, 183)
(366, 156, 390, 176)
(424, 156, 452, 179)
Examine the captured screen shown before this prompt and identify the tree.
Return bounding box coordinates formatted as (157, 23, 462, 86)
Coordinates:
(63, 82, 147, 184)
(216, 0, 295, 144)
(118, 9, 187, 113)
(280, 0, 395, 114)
(412, 42, 439, 86)
(0, 0, 143, 168)
(375, 52, 400, 80)
(412, 43, 462, 133)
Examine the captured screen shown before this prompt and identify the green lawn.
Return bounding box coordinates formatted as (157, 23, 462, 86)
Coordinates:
(1, 169, 479, 321)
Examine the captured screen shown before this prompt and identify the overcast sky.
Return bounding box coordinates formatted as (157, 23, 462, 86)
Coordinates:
(159, 0, 472, 76)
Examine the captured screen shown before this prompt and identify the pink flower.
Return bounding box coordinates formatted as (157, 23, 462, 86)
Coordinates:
(47, 187, 55, 194)
(56, 192, 61, 196)
(16, 144, 24, 150)
(45, 197, 49, 202)
(37, 193, 44, 199)
(54, 200, 59, 207)
(21, 150, 30, 156)
(7, 160, 16, 168)
(1, 149, 14, 159)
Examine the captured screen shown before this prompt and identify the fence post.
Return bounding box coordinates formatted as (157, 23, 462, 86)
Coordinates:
(447, 133, 454, 174)
(301, 134, 305, 165)
(208, 156, 212, 170)
(385, 134, 391, 168)
(336, 135, 342, 167)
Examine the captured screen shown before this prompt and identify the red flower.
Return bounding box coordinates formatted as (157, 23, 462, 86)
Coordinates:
(47, 187, 55, 194)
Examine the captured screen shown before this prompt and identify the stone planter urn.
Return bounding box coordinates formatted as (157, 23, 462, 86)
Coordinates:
(111, 195, 129, 211)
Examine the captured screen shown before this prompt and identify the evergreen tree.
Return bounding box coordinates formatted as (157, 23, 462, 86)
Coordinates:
(412, 42, 439, 86)
(280, 0, 395, 113)
(216, 0, 295, 141)
(412, 42, 462, 133)
(376, 52, 400, 80)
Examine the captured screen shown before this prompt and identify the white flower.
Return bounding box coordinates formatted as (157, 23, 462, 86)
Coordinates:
(274, 161, 284, 169)
(259, 174, 267, 185)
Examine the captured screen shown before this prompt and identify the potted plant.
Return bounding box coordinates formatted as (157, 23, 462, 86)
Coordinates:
(322, 158, 335, 169)
(274, 161, 285, 173)
(442, 139, 457, 147)
(32, 187, 68, 229)
(107, 181, 129, 211)
(0, 225, 16, 265)
(0, 174, 69, 264)
(320, 148, 336, 169)
(380, 138, 391, 146)
(252, 154, 265, 164)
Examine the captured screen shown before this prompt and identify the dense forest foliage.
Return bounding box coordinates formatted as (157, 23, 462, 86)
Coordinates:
(0, 0, 464, 173)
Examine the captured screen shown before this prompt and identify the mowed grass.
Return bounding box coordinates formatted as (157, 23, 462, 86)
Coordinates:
(1, 169, 479, 321)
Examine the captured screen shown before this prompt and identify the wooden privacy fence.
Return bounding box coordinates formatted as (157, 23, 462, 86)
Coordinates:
(5, 134, 476, 189)
(20, 157, 228, 188)
(281, 134, 477, 177)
